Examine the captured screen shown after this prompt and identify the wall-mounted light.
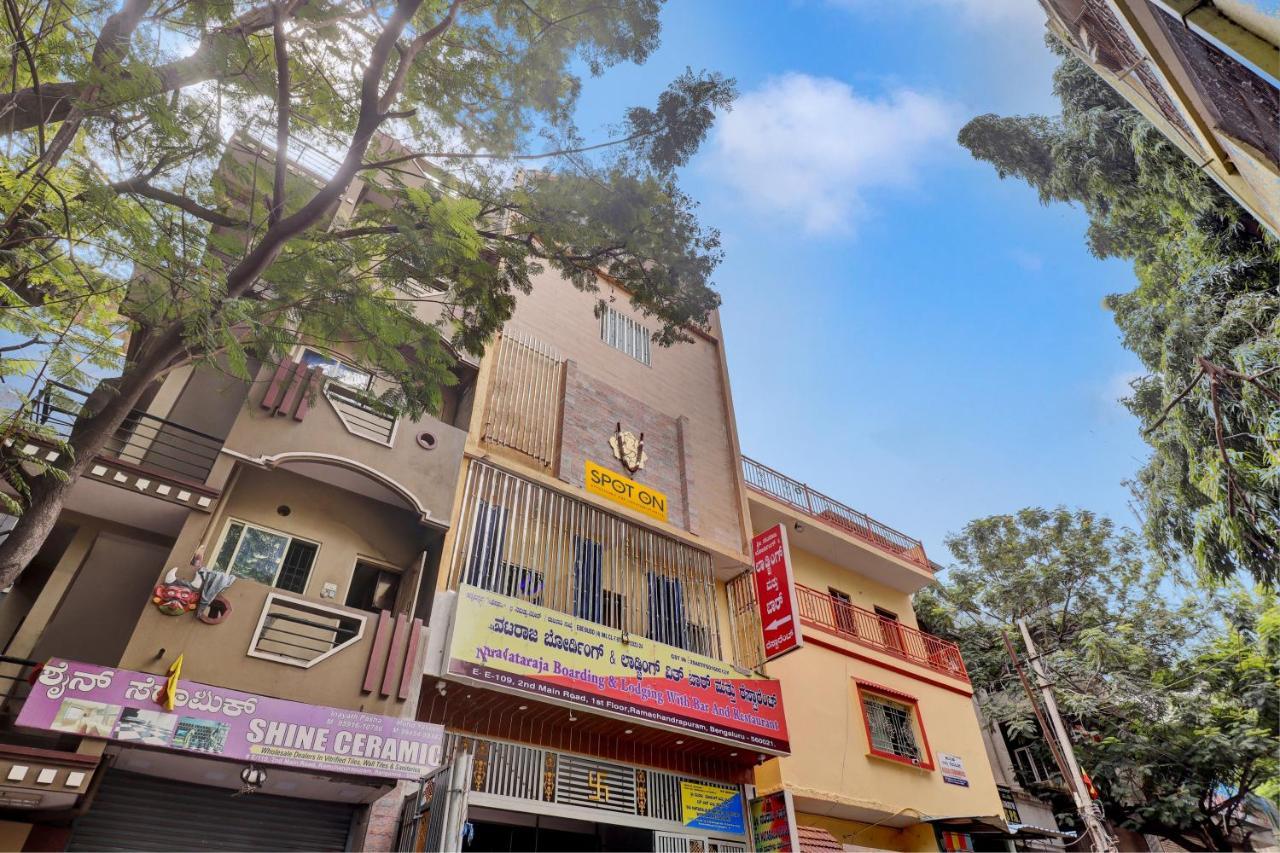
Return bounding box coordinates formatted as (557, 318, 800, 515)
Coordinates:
(238, 764, 267, 794)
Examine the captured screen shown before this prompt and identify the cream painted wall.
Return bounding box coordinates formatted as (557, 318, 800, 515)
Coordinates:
(788, 541, 921, 631)
(499, 268, 748, 555)
(199, 465, 426, 602)
(756, 542, 1003, 829)
(764, 638, 1002, 826)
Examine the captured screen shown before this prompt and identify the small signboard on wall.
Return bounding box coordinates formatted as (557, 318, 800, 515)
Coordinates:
(940, 753, 970, 787)
(749, 789, 800, 852)
(752, 524, 803, 661)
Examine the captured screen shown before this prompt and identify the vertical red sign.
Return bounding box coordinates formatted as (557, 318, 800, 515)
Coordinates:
(752, 523, 803, 661)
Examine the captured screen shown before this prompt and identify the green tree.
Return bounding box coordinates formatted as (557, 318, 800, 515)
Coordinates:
(0, 0, 736, 584)
(918, 507, 1280, 851)
(956, 42, 1280, 588)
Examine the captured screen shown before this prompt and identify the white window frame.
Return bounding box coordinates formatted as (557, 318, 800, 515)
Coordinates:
(297, 346, 374, 391)
(247, 592, 367, 669)
(600, 306, 652, 366)
(209, 517, 320, 594)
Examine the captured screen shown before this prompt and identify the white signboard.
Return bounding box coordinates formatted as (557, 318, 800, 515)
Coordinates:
(940, 753, 969, 787)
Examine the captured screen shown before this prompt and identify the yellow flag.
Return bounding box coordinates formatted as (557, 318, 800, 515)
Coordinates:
(161, 654, 184, 711)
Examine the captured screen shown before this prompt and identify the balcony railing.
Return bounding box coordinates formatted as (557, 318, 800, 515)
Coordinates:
(795, 584, 968, 682)
(741, 456, 929, 570)
(448, 460, 722, 659)
(35, 382, 224, 483)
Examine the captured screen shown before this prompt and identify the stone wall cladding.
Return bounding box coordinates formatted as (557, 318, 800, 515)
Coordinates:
(560, 360, 691, 530)
(503, 270, 746, 554)
(357, 785, 407, 852)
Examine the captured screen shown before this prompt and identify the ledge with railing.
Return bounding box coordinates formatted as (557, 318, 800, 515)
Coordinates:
(795, 584, 968, 682)
(34, 381, 225, 484)
(741, 456, 929, 570)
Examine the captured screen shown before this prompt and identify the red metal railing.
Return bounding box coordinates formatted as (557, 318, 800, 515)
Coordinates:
(795, 584, 968, 682)
(741, 456, 930, 570)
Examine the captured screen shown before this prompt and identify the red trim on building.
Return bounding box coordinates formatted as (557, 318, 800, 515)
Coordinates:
(802, 634, 974, 697)
(853, 678, 936, 772)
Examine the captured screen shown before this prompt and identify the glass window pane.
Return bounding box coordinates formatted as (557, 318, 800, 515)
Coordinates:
(211, 522, 245, 572)
(230, 526, 290, 585)
(300, 349, 372, 390)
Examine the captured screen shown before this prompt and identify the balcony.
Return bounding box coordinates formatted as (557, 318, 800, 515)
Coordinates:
(447, 460, 722, 659)
(741, 456, 929, 570)
(29, 381, 223, 511)
(795, 584, 968, 682)
(220, 357, 469, 524)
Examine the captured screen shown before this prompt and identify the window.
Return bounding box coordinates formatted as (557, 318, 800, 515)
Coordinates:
(600, 306, 651, 366)
(874, 606, 904, 652)
(210, 520, 317, 593)
(463, 500, 544, 604)
(1012, 745, 1055, 786)
(829, 588, 857, 635)
(864, 695, 920, 760)
(855, 681, 934, 769)
(346, 560, 401, 613)
(300, 348, 373, 391)
(647, 573, 687, 649)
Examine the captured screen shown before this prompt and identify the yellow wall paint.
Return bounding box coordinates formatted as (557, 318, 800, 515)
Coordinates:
(795, 812, 939, 852)
(787, 544, 920, 630)
(757, 541, 1004, 830)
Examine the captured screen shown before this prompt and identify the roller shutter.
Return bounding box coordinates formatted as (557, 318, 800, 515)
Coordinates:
(68, 769, 356, 851)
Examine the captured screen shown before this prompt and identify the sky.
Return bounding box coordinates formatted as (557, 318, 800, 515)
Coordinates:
(569, 0, 1158, 566)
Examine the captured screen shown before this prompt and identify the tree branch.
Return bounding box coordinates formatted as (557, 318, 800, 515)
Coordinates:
(109, 176, 246, 227)
(269, 1, 291, 227)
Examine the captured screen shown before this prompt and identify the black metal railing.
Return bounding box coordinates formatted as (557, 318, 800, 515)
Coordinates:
(741, 456, 930, 569)
(35, 382, 224, 483)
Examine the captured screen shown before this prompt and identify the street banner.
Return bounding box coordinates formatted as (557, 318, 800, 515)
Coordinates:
(750, 789, 800, 852)
(17, 658, 445, 780)
(752, 524, 803, 661)
(447, 584, 790, 753)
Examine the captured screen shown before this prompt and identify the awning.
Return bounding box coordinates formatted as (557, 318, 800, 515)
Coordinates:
(796, 825, 844, 853)
(1009, 822, 1077, 840)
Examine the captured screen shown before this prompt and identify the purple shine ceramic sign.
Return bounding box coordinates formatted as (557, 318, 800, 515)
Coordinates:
(17, 658, 444, 781)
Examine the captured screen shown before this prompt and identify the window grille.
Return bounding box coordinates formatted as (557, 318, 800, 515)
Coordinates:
(449, 461, 721, 658)
(482, 328, 563, 466)
(600, 306, 652, 366)
(863, 695, 921, 761)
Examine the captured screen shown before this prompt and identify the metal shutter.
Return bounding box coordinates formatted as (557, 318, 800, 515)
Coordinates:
(68, 769, 356, 851)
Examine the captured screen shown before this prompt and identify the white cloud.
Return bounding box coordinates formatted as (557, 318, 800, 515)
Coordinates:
(708, 74, 960, 234)
(1009, 248, 1045, 272)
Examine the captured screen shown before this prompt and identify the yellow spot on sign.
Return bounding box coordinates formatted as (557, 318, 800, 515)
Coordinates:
(584, 460, 668, 522)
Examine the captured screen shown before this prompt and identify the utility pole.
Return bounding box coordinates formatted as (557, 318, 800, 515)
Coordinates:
(1016, 618, 1118, 853)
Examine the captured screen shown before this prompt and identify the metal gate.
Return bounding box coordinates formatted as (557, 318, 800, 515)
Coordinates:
(395, 741, 472, 852)
(67, 769, 357, 851)
(654, 832, 747, 853)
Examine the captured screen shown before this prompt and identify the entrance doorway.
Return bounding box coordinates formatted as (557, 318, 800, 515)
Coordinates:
(465, 807, 652, 852)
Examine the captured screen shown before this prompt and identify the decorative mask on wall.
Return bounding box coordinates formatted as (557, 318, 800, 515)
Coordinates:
(152, 567, 200, 616)
(610, 422, 647, 474)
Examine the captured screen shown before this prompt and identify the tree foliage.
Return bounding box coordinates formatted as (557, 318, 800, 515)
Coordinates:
(918, 508, 1280, 851)
(957, 41, 1280, 587)
(0, 0, 736, 582)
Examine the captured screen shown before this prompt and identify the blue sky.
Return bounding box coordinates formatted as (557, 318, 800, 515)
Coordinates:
(571, 0, 1158, 564)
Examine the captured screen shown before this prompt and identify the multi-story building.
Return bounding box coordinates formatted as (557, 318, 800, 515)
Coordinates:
(1038, 0, 1279, 236)
(738, 459, 1007, 852)
(1, 129, 1006, 852)
(411, 251, 786, 852)
(0, 135, 462, 850)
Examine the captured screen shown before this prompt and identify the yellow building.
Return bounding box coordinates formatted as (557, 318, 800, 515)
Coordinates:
(741, 459, 1007, 852)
